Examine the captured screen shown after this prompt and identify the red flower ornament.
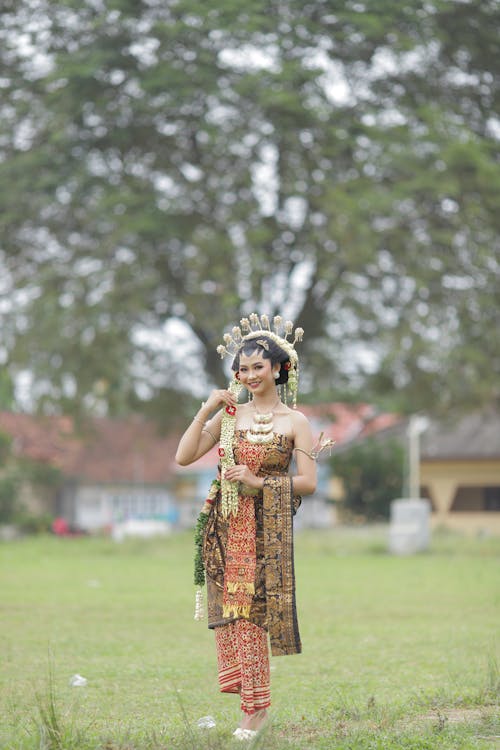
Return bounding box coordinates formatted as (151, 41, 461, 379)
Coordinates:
(284, 361, 292, 370)
(218, 447, 225, 457)
(225, 404, 237, 416)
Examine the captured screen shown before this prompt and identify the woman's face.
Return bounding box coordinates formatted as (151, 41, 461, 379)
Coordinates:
(238, 350, 278, 395)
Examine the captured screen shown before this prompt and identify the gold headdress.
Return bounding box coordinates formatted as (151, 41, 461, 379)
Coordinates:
(216, 313, 304, 518)
(216, 313, 304, 409)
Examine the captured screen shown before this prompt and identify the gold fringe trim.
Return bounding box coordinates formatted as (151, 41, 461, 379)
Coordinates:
(220, 478, 239, 518)
(226, 581, 255, 595)
(223, 604, 252, 619)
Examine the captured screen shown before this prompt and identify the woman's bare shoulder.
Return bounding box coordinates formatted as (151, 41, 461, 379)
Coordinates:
(288, 407, 311, 428)
(276, 405, 312, 438)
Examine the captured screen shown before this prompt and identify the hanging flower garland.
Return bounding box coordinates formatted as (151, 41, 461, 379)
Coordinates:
(218, 376, 243, 518)
(193, 478, 220, 620)
(193, 378, 242, 620)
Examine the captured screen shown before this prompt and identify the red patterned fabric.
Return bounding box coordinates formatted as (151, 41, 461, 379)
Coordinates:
(214, 619, 271, 715)
(222, 439, 269, 620)
(222, 494, 256, 619)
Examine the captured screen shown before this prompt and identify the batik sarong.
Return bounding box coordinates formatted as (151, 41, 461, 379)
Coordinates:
(215, 619, 271, 715)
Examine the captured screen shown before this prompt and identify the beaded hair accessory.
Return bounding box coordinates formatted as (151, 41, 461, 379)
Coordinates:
(216, 313, 304, 518)
(216, 313, 304, 409)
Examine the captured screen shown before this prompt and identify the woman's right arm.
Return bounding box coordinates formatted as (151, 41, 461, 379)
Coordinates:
(174, 389, 237, 466)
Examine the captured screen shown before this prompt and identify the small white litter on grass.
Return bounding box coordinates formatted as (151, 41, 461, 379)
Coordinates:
(69, 674, 88, 687)
(197, 715, 216, 729)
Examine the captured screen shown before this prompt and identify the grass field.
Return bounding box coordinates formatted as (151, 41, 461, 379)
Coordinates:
(0, 527, 498, 749)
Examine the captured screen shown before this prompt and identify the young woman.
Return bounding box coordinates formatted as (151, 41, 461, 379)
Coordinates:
(175, 314, 317, 740)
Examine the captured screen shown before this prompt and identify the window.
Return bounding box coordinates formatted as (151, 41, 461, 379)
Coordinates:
(110, 490, 173, 519)
(450, 486, 500, 512)
(485, 487, 500, 511)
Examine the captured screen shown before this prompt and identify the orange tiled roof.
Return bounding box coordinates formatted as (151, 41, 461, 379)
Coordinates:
(0, 412, 178, 484)
(298, 403, 401, 445)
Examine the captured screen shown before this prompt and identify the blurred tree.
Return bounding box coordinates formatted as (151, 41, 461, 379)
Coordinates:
(332, 437, 405, 520)
(0, 370, 15, 410)
(0, 0, 498, 420)
(0, 431, 18, 523)
(0, 427, 61, 527)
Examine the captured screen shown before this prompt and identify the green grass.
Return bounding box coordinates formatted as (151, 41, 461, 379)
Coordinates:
(0, 527, 498, 749)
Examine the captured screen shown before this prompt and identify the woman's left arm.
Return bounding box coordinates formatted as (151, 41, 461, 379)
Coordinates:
(290, 410, 317, 496)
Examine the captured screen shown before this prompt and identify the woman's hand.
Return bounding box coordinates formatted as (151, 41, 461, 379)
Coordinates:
(224, 464, 264, 490)
(202, 388, 238, 416)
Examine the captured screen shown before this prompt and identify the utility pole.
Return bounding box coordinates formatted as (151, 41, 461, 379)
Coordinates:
(407, 415, 429, 498)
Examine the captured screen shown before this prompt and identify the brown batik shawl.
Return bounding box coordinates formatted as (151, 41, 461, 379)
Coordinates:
(203, 431, 302, 657)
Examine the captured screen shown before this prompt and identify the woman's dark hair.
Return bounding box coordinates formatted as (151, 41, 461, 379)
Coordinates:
(231, 336, 290, 385)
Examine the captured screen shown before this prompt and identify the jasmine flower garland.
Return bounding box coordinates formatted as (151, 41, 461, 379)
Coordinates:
(193, 478, 220, 620)
(194, 377, 242, 620)
(219, 377, 243, 517)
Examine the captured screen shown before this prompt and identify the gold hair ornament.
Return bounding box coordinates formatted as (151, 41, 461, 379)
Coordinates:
(216, 313, 304, 410)
(255, 339, 270, 351)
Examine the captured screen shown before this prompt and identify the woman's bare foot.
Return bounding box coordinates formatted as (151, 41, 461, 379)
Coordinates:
(240, 708, 268, 731)
(250, 709, 268, 731)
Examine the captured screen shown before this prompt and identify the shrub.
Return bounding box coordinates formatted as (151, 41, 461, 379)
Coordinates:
(332, 438, 404, 520)
(0, 474, 19, 523)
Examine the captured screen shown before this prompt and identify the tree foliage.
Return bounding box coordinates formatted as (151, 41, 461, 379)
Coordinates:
(0, 0, 499, 420)
(332, 437, 405, 520)
(0, 431, 18, 523)
(0, 427, 61, 525)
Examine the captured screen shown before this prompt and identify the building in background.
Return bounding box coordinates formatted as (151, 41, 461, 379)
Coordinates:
(419, 411, 500, 535)
(2, 407, 497, 535)
(0, 412, 179, 532)
(2, 404, 393, 532)
(335, 410, 500, 535)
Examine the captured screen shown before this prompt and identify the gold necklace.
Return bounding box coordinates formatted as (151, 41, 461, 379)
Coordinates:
(246, 398, 281, 444)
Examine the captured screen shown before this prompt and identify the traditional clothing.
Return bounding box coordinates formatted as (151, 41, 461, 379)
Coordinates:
(203, 430, 301, 714)
(214, 620, 271, 714)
